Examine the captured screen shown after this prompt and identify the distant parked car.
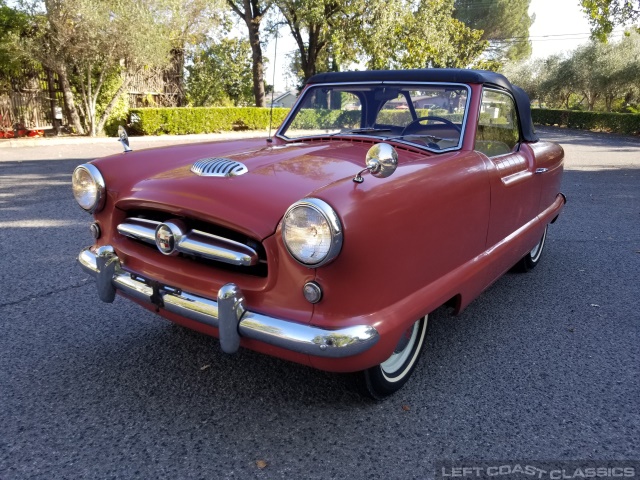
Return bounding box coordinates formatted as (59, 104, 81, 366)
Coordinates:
(74, 69, 565, 398)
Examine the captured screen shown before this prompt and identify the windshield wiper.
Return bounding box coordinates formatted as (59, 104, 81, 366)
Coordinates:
(329, 128, 392, 136)
(385, 134, 443, 143)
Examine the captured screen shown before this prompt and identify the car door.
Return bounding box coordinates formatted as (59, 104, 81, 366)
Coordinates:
(475, 88, 540, 248)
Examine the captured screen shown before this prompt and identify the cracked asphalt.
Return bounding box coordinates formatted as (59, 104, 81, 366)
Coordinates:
(0, 127, 638, 479)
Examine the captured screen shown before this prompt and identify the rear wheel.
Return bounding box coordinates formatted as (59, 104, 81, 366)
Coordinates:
(361, 315, 428, 399)
(514, 225, 548, 272)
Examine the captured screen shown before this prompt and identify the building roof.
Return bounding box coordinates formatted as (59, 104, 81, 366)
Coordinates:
(270, 91, 296, 103)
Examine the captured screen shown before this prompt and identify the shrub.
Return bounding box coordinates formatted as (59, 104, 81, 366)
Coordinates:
(290, 109, 360, 129)
(126, 107, 291, 136)
(532, 108, 640, 136)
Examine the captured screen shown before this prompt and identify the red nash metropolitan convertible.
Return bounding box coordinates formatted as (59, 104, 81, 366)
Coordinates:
(73, 69, 565, 398)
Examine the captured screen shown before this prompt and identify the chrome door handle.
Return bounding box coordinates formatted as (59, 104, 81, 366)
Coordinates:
(535, 168, 548, 174)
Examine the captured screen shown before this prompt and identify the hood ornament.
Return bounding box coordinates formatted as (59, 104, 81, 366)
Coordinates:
(118, 125, 132, 153)
(191, 158, 248, 177)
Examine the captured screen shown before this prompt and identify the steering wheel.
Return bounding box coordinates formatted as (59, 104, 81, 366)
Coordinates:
(401, 116, 461, 136)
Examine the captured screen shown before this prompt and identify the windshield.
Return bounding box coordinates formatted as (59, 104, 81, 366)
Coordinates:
(278, 83, 470, 152)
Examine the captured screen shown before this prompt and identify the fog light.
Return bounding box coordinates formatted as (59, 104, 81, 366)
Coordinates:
(303, 281, 323, 304)
(90, 222, 101, 239)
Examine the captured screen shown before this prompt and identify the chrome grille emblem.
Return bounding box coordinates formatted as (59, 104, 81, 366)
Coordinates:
(155, 221, 185, 255)
(191, 158, 248, 177)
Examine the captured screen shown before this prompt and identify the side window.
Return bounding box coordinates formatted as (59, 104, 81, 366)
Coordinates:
(475, 89, 520, 157)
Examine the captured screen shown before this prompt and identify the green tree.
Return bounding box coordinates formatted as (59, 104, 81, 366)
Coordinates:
(504, 55, 578, 109)
(186, 38, 254, 106)
(454, 0, 534, 62)
(504, 30, 640, 111)
(502, 57, 547, 105)
(279, 0, 488, 85)
(227, 0, 272, 107)
(277, 0, 360, 83)
(581, 0, 640, 40)
(540, 56, 580, 109)
(0, 2, 34, 91)
(19, 0, 173, 136)
(359, 0, 487, 70)
(158, 0, 226, 106)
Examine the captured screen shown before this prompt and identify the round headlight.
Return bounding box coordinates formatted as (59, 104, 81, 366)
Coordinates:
(72, 164, 106, 213)
(282, 198, 342, 267)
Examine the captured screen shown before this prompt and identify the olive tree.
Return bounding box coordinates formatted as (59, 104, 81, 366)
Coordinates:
(581, 0, 640, 40)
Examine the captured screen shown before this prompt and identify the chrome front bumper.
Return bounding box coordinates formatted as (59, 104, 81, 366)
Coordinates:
(78, 246, 379, 358)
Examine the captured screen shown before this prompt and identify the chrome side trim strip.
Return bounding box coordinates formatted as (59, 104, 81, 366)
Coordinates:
(78, 246, 379, 358)
(502, 170, 532, 186)
(117, 218, 259, 266)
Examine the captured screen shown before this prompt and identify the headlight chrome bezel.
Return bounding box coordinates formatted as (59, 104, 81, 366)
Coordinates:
(72, 163, 106, 213)
(282, 198, 343, 268)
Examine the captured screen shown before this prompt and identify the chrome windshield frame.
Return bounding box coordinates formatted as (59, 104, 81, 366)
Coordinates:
(276, 81, 472, 154)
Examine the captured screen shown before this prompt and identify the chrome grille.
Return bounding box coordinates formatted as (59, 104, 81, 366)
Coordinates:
(191, 158, 248, 177)
(117, 212, 268, 277)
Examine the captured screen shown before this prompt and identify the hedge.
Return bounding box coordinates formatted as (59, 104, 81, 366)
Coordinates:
(114, 106, 640, 137)
(289, 109, 360, 129)
(532, 108, 640, 136)
(288, 108, 464, 128)
(127, 107, 291, 135)
(123, 106, 470, 136)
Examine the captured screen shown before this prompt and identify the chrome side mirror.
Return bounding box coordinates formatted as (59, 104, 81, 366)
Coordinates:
(118, 125, 132, 153)
(353, 143, 398, 183)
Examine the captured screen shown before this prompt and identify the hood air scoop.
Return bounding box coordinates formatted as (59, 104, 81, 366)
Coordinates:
(191, 158, 248, 177)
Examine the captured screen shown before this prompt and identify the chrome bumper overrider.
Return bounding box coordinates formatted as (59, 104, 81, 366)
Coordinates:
(78, 246, 379, 358)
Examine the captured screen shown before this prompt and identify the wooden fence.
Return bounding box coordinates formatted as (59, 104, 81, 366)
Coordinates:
(0, 68, 63, 133)
(0, 90, 54, 130)
(1, 59, 183, 134)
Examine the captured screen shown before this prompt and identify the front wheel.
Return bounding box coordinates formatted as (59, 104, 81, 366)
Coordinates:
(361, 315, 428, 399)
(514, 225, 548, 272)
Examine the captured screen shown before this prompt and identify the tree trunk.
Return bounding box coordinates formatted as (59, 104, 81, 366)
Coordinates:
(302, 25, 321, 82)
(228, 0, 267, 108)
(46, 69, 61, 135)
(57, 64, 85, 135)
(96, 79, 129, 135)
(247, 20, 266, 107)
(605, 95, 613, 112)
(168, 48, 186, 106)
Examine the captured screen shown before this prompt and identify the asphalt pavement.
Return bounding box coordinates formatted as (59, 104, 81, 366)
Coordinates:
(0, 127, 638, 479)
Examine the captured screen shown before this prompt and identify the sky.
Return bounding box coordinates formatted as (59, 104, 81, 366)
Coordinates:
(527, 0, 624, 58)
(264, 0, 623, 92)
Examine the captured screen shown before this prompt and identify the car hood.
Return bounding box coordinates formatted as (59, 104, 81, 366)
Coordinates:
(97, 138, 377, 239)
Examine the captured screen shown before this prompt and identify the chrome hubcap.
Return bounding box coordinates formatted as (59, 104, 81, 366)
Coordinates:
(530, 226, 547, 262)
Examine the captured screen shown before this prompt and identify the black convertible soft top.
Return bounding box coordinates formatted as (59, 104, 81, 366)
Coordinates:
(307, 69, 538, 143)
